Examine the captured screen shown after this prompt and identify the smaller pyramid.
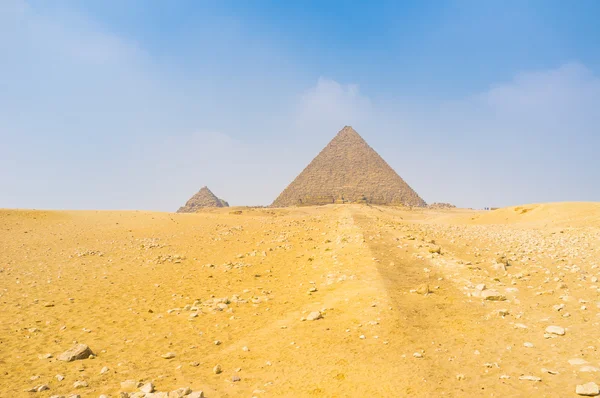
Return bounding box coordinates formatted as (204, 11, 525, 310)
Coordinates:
(177, 186, 229, 213)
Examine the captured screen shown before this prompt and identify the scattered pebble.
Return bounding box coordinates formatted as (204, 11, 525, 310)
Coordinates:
(481, 290, 506, 301)
(541, 368, 559, 375)
(545, 326, 565, 336)
(120, 380, 139, 391)
(518, 375, 541, 382)
(569, 359, 590, 366)
(57, 344, 94, 362)
(140, 382, 155, 393)
(73, 380, 88, 389)
(306, 311, 322, 321)
(579, 366, 600, 372)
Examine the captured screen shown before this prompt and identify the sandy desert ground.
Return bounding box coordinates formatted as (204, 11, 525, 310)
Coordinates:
(2, 203, 600, 397)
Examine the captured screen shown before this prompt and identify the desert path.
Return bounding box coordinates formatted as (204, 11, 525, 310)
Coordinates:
(2, 204, 600, 396)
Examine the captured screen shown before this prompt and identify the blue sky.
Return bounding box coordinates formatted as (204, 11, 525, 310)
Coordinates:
(1, 0, 600, 210)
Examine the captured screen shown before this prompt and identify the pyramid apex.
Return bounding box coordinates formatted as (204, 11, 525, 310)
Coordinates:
(339, 125, 358, 133)
(333, 125, 363, 141)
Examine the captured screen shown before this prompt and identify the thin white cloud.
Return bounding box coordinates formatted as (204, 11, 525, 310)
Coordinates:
(397, 62, 600, 208)
(295, 78, 372, 135)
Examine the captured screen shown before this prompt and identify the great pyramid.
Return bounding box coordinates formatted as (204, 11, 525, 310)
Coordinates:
(271, 126, 426, 207)
(177, 186, 229, 213)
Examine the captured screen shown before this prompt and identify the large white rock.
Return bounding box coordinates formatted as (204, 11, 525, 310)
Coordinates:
(140, 382, 155, 393)
(545, 325, 565, 335)
(579, 366, 600, 372)
(73, 381, 88, 389)
(576, 382, 600, 396)
(57, 344, 94, 362)
(306, 311, 322, 321)
(569, 358, 589, 366)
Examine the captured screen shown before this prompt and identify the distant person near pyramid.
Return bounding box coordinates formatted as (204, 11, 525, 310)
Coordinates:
(271, 126, 426, 207)
(177, 186, 229, 213)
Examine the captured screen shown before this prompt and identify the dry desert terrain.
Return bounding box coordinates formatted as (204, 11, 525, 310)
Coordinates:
(2, 203, 600, 397)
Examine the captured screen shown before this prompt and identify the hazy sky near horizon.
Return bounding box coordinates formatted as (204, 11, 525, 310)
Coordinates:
(2, 0, 600, 210)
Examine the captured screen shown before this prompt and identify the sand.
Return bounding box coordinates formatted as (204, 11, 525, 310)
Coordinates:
(1, 203, 600, 396)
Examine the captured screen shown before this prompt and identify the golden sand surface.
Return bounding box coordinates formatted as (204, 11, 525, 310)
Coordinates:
(1, 203, 600, 397)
